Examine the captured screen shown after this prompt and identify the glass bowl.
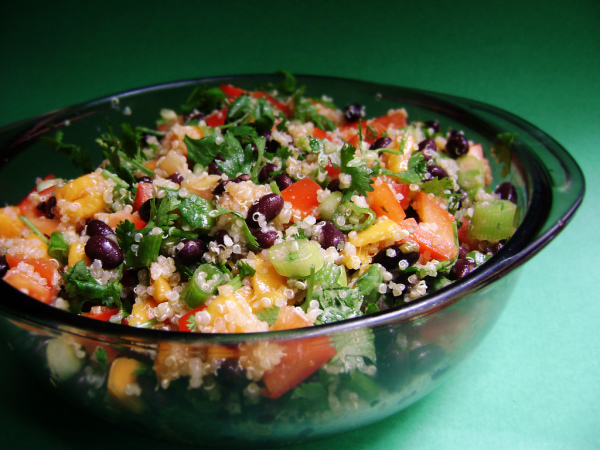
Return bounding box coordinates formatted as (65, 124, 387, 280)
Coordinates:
(0, 75, 584, 447)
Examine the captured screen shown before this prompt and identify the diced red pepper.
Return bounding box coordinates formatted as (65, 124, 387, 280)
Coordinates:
(132, 182, 153, 212)
(280, 178, 322, 220)
(82, 306, 120, 322)
(178, 305, 207, 332)
(366, 181, 406, 224)
(5, 254, 58, 286)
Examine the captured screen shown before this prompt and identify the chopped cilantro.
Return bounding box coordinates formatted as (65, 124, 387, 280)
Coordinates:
(339, 143, 379, 198)
(294, 98, 336, 131)
(257, 305, 281, 326)
(63, 260, 124, 314)
(181, 84, 227, 114)
(95, 347, 108, 371)
(41, 131, 94, 174)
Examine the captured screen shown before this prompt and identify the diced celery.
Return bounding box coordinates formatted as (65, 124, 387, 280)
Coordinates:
(468, 199, 517, 241)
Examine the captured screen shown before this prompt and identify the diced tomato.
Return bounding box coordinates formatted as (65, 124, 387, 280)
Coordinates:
(3, 269, 53, 304)
(270, 305, 311, 331)
(261, 336, 337, 399)
(370, 110, 407, 129)
(219, 84, 246, 99)
(312, 127, 330, 141)
(132, 182, 153, 212)
(280, 178, 322, 220)
(391, 183, 412, 210)
(366, 180, 406, 224)
(399, 217, 457, 261)
(5, 254, 57, 285)
(324, 160, 340, 177)
(205, 108, 228, 127)
(412, 192, 455, 244)
(178, 305, 207, 332)
(82, 306, 120, 322)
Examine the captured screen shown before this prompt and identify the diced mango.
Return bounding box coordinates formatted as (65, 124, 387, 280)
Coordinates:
(55, 173, 107, 223)
(128, 298, 158, 326)
(68, 242, 90, 267)
(151, 276, 171, 303)
(271, 305, 311, 331)
(206, 291, 264, 333)
(156, 150, 189, 177)
(349, 219, 406, 248)
(0, 206, 24, 238)
(250, 257, 288, 312)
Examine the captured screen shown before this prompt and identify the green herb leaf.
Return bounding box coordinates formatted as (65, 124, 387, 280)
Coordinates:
(182, 85, 227, 114)
(257, 305, 281, 326)
(63, 260, 124, 313)
(48, 232, 69, 265)
(294, 98, 336, 131)
(41, 131, 94, 174)
(339, 143, 379, 198)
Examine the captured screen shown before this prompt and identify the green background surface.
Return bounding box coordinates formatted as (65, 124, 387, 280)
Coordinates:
(0, 1, 598, 449)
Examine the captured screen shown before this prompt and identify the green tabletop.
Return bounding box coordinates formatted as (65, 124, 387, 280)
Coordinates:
(1, 1, 598, 448)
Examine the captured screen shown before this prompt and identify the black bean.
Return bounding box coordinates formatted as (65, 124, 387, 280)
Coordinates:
(212, 230, 230, 247)
(36, 196, 57, 219)
(253, 229, 279, 248)
(274, 173, 293, 191)
(167, 172, 184, 185)
(0, 254, 8, 277)
(427, 165, 448, 179)
(449, 257, 477, 280)
(409, 344, 446, 375)
(424, 120, 441, 133)
(317, 221, 346, 250)
(417, 138, 437, 161)
(458, 245, 469, 259)
(246, 194, 284, 228)
(212, 174, 250, 195)
(175, 239, 207, 265)
(343, 103, 365, 122)
(445, 131, 469, 157)
(369, 136, 392, 150)
(86, 220, 114, 237)
(373, 244, 419, 271)
(327, 178, 341, 192)
(258, 164, 277, 183)
(85, 236, 123, 269)
(138, 199, 152, 223)
(136, 176, 153, 183)
(207, 161, 222, 175)
(495, 182, 517, 204)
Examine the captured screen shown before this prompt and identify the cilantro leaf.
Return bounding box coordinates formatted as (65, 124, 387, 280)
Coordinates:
(421, 177, 455, 195)
(41, 131, 94, 174)
(225, 96, 275, 133)
(181, 85, 227, 114)
(339, 143, 379, 197)
(63, 260, 124, 313)
(211, 206, 259, 248)
(493, 132, 516, 177)
(214, 132, 255, 178)
(237, 260, 256, 278)
(257, 305, 281, 326)
(294, 98, 336, 131)
(48, 232, 69, 265)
